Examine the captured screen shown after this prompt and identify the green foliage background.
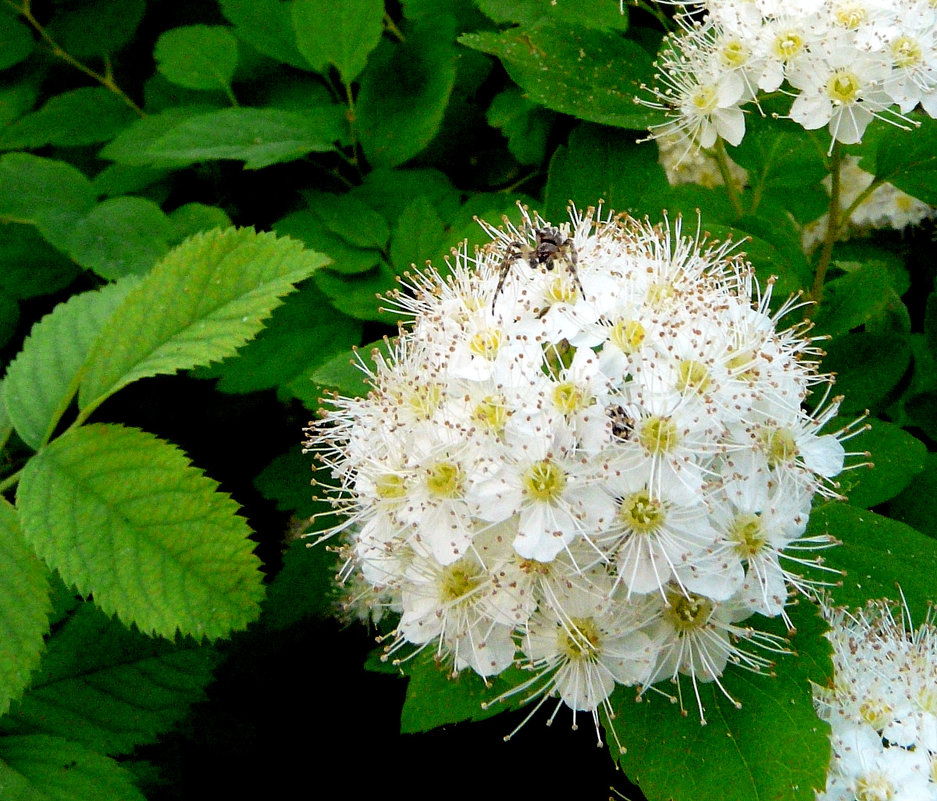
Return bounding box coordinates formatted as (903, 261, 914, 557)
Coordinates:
(0, 0, 935, 799)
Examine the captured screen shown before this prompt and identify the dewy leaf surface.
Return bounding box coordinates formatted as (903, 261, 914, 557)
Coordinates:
(2, 279, 138, 450)
(0, 501, 51, 718)
(78, 226, 329, 413)
(17, 424, 265, 640)
(1, 604, 219, 755)
(0, 735, 145, 801)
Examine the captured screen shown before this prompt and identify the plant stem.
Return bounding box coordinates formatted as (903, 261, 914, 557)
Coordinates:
(712, 138, 745, 218)
(11, 0, 145, 117)
(811, 140, 844, 311)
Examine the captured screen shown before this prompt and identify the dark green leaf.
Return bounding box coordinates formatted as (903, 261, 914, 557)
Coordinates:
(169, 203, 233, 242)
(808, 503, 937, 621)
(308, 337, 395, 398)
(487, 86, 555, 166)
(305, 191, 390, 250)
(887, 452, 937, 537)
(476, 0, 629, 30)
(812, 262, 905, 338)
(0, 18, 34, 70)
(867, 114, 937, 205)
(357, 20, 458, 168)
(460, 22, 659, 130)
(609, 603, 831, 801)
(45, 0, 145, 58)
(219, 0, 310, 70)
(154, 25, 239, 92)
(837, 419, 926, 509)
(0, 225, 79, 300)
(313, 261, 400, 322)
(273, 211, 381, 275)
(354, 167, 461, 226)
(65, 197, 175, 279)
(292, 0, 385, 82)
(822, 332, 911, 415)
(389, 196, 447, 273)
(141, 106, 344, 169)
(99, 105, 219, 168)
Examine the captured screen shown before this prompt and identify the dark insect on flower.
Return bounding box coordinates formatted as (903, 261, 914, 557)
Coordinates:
(606, 405, 635, 441)
(491, 225, 583, 311)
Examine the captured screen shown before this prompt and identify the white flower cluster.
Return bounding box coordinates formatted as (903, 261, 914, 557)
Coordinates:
(657, 130, 750, 188)
(815, 600, 937, 801)
(803, 154, 936, 249)
(644, 0, 937, 152)
(305, 206, 848, 737)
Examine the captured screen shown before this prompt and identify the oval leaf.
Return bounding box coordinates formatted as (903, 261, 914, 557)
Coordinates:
(154, 25, 239, 92)
(78, 226, 329, 414)
(17, 424, 265, 640)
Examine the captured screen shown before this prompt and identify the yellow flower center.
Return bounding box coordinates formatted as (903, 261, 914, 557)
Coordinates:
(718, 38, 750, 68)
(618, 490, 665, 534)
(690, 84, 719, 114)
(523, 459, 567, 502)
(406, 382, 442, 420)
(762, 427, 798, 467)
(552, 381, 589, 415)
(773, 30, 804, 60)
(546, 274, 578, 304)
(664, 592, 713, 633)
(425, 461, 464, 499)
(375, 473, 408, 499)
(472, 394, 507, 432)
(638, 415, 680, 454)
(676, 358, 712, 395)
(859, 697, 893, 729)
(440, 559, 484, 604)
(609, 318, 646, 354)
(728, 513, 767, 558)
(834, 1, 867, 28)
(468, 328, 502, 360)
(559, 616, 602, 660)
(891, 36, 923, 68)
(855, 774, 895, 801)
(826, 70, 862, 104)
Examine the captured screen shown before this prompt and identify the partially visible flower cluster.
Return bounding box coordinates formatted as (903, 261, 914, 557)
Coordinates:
(802, 154, 936, 249)
(643, 0, 937, 152)
(305, 205, 849, 737)
(815, 600, 937, 801)
(657, 131, 749, 188)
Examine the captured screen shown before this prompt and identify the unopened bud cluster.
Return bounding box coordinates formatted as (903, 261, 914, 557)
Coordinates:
(305, 205, 848, 732)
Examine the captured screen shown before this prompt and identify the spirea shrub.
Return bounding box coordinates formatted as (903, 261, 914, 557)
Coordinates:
(305, 205, 850, 735)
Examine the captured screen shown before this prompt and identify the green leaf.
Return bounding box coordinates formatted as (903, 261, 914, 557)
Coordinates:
(0, 501, 51, 718)
(460, 22, 659, 130)
(0, 291, 18, 348)
(78, 227, 329, 414)
(194, 281, 362, 395)
(91, 164, 169, 198)
(154, 25, 239, 92)
(354, 167, 461, 226)
(168, 203, 233, 242)
(219, 0, 310, 70)
(476, 0, 629, 30)
(272, 211, 381, 275)
(307, 337, 395, 398)
(313, 260, 399, 322)
(17, 423, 265, 640)
(812, 262, 905, 338)
(45, 0, 145, 59)
(388, 195, 447, 273)
(0, 154, 95, 249)
(727, 114, 828, 192)
(65, 197, 175, 279)
(0, 87, 136, 150)
(609, 603, 831, 801)
(98, 105, 218, 168)
(838, 419, 926, 509)
(0, 735, 145, 801)
(487, 86, 555, 166)
(305, 191, 390, 250)
(867, 114, 937, 205)
(821, 331, 911, 415)
(0, 226, 79, 301)
(357, 20, 458, 168)
(292, 0, 385, 82)
(0, 18, 34, 70)
(543, 122, 669, 221)
(1, 604, 219, 754)
(2, 279, 138, 451)
(0, 80, 40, 129)
(139, 106, 343, 169)
(887, 452, 937, 536)
(809, 503, 937, 621)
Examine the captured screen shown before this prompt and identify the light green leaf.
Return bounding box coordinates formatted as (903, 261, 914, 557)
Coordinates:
(17, 423, 265, 640)
(291, 0, 385, 81)
(98, 105, 219, 168)
(0, 154, 95, 249)
(140, 106, 343, 169)
(0, 501, 51, 718)
(838, 419, 926, 509)
(307, 337, 395, 398)
(2, 279, 137, 451)
(154, 25, 239, 92)
(609, 603, 831, 801)
(808, 503, 937, 620)
(168, 203, 233, 242)
(0, 87, 136, 150)
(0, 735, 145, 801)
(357, 20, 458, 168)
(194, 282, 362, 395)
(0, 18, 34, 70)
(65, 197, 175, 279)
(78, 227, 329, 414)
(460, 22, 659, 130)
(1, 604, 219, 754)
(219, 0, 310, 70)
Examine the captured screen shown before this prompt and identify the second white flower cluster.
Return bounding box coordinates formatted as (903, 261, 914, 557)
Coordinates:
(645, 0, 937, 151)
(306, 206, 849, 735)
